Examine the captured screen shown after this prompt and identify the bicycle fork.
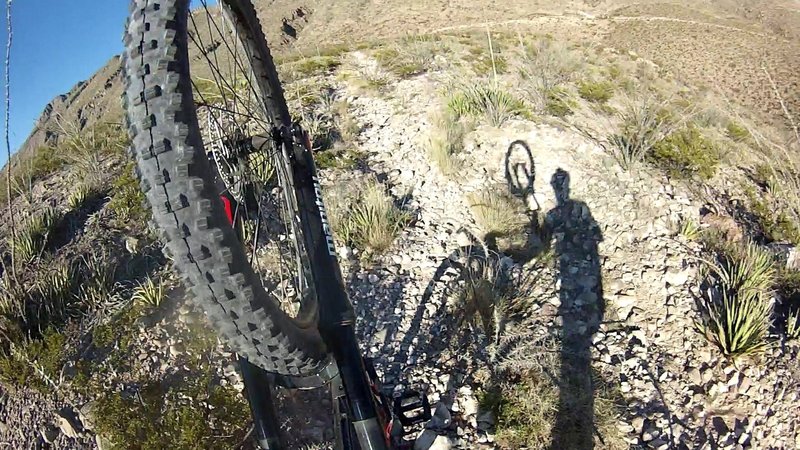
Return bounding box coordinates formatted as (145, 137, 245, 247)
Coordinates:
(284, 124, 389, 449)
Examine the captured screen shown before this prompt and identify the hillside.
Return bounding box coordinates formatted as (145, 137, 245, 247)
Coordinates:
(2, 1, 800, 449)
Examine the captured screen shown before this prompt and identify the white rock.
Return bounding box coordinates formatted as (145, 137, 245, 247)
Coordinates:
(665, 268, 690, 286)
(55, 415, 79, 439)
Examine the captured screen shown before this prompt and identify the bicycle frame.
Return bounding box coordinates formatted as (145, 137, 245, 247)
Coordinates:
(236, 125, 429, 450)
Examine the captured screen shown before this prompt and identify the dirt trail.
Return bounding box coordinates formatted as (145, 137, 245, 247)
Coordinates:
(430, 13, 789, 43)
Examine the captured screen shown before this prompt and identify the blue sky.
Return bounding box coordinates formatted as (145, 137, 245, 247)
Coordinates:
(0, 0, 213, 167)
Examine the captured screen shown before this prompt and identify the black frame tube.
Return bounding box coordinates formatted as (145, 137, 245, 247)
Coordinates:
(240, 357, 284, 449)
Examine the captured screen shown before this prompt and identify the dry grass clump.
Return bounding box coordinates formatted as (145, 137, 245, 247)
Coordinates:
(467, 189, 528, 239)
(427, 111, 471, 176)
(516, 38, 582, 111)
(325, 178, 411, 256)
(373, 35, 447, 78)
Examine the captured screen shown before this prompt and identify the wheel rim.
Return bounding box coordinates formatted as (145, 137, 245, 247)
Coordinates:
(186, 2, 315, 323)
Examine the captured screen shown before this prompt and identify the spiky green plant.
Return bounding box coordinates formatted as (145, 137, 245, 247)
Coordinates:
(9, 208, 62, 262)
(132, 277, 166, 309)
(68, 183, 100, 210)
(447, 83, 528, 127)
(696, 241, 775, 357)
(330, 179, 411, 255)
(679, 219, 701, 240)
(787, 311, 800, 340)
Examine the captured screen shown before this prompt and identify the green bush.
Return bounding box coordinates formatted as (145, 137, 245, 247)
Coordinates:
(29, 146, 66, 180)
(745, 187, 800, 245)
(0, 328, 66, 390)
(314, 146, 363, 171)
(291, 56, 341, 78)
(93, 367, 250, 450)
(726, 121, 750, 142)
(108, 162, 150, 227)
(649, 126, 720, 179)
(544, 88, 575, 117)
(466, 45, 508, 76)
(578, 80, 614, 103)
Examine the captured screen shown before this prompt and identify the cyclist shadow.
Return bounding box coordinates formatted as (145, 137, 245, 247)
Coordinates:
(379, 138, 607, 449)
(546, 168, 605, 450)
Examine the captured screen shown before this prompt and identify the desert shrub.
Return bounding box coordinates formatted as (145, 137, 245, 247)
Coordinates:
(315, 146, 363, 171)
(467, 189, 528, 239)
(108, 162, 150, 227)
(696, 240, 775, 357)
(93, 367, 250, 450)
(578, 80, 614, 104)
(375, 35, 448, 78)
(447, 83, 529, 127)
(726, 121, 751, 142)
(339, 63, 390, 93)
(326, 179, 411, 255)
(28, 146, 66, 180)
(373, 47, 424, 78)
(517, 38, 582, 109)
(649, 126, 720, 179)
(450, 249, 507, 338)
(290, 55, 341, 78)
(0, 328, 67, 390)
(544, 88, 575, 118)
(744, 186, 800, 245)
(466, 43, 508, 76)
(480, 364, 623, 450)
(427, 111, 471, 176)
(602, 95, 677, 170)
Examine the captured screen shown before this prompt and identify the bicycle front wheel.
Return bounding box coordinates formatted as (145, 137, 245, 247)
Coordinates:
(122, 0, 327, 376)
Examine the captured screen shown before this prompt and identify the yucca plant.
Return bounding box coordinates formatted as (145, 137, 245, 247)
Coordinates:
(447, 83, 528, 127)
(67, 183, 99, 210)
(679, 219, 701, 240)
(696, 241, 775, 357)
(9, 207, 62, 262)
(787, 311, 800, 340)
(132, 277, 166, 309)
(331, 179, 411, 255)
